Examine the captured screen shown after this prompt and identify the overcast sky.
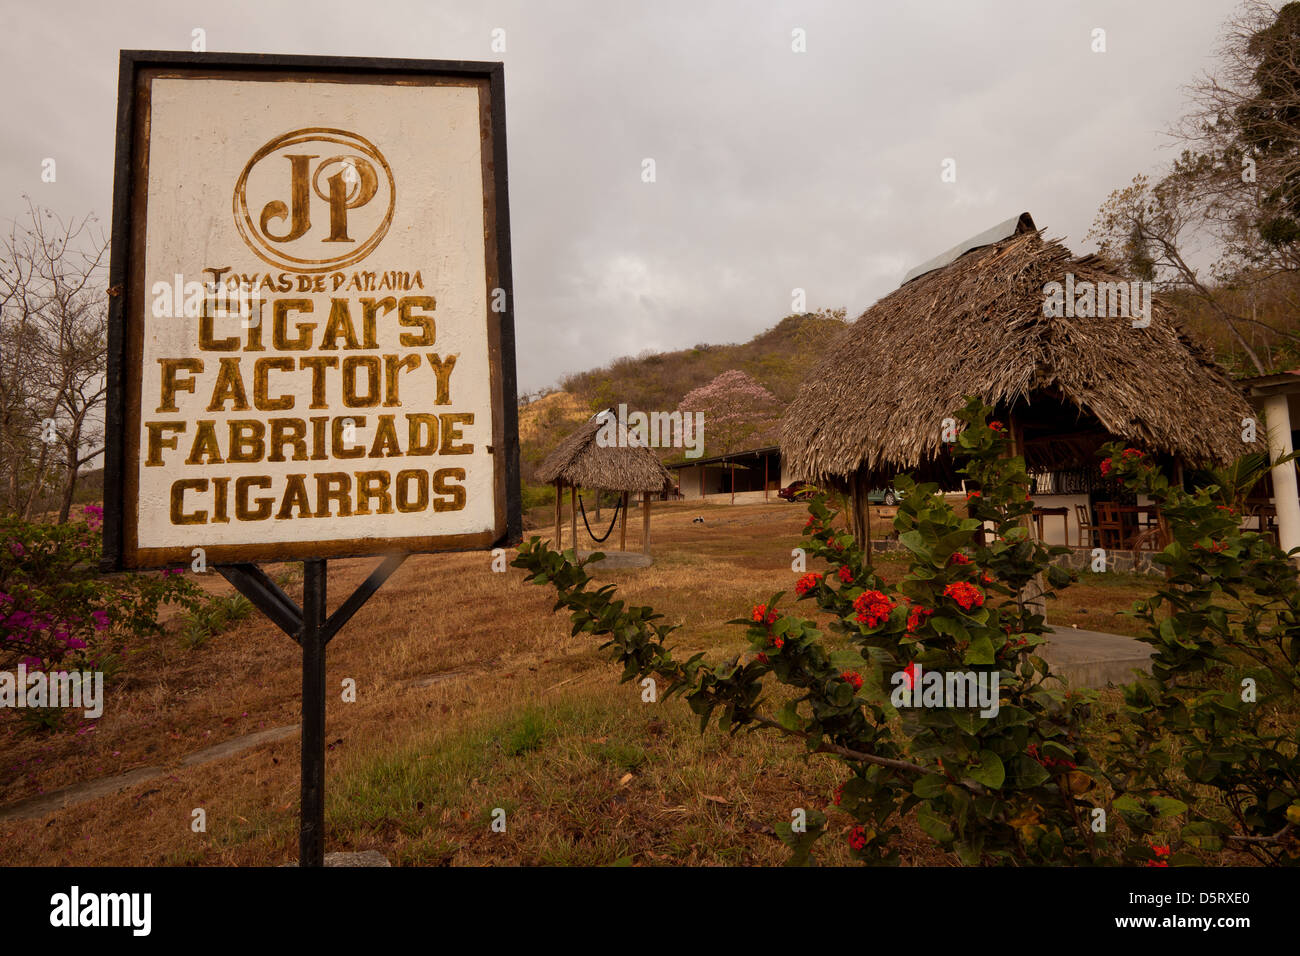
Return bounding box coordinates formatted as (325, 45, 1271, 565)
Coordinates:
(0, 0, 1243, 394)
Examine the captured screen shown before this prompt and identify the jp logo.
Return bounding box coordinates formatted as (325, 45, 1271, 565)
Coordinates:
(234, 128, 396, 273)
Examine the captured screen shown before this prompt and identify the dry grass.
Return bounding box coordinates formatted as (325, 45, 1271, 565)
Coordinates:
(0, 498, 1162, 866)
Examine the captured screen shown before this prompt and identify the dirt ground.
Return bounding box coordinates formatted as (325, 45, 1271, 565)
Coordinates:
(0, 497, 1163, 866)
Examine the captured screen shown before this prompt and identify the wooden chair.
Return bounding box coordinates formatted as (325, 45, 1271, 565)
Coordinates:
(1095, 502, 1124, 551)
(1074, 503, 1097, 548)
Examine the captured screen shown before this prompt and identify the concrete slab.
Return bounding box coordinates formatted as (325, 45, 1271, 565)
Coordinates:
(578, 550, 653, 569)
(0, 724, 298, 823)
(281, 850, 391, 867)
(1040, 626, 1153, 689)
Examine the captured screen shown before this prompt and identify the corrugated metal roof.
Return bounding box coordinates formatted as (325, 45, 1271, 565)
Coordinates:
(899, 211, 1037, 286)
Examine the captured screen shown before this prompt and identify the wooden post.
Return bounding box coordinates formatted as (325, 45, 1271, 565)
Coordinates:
(570, 484, 578, 554)
(857, 476, 873, 567)
(553, 480, 562, 548)
(730, 462, 735, 505)
(642, 491, 652, 555)
(1009, 412, 1046, 620)
(764, 454, 769, 500)
(619, 491, 628, 551)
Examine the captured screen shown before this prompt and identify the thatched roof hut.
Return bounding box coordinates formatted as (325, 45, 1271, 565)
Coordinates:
(781, 214, 1251, 488)
(538, 411, 673, 557)
(537, 411, 673, 492)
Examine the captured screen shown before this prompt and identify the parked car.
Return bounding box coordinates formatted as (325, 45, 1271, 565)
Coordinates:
(778, 481, 816, 501)
(867, 485, 903, 506)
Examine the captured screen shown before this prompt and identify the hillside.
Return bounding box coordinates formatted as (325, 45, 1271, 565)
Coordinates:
(517, 309, 849, 488)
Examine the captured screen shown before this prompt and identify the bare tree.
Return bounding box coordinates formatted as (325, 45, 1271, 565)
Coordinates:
(1089, 1, 1300, 375)
(0, 199, 108, 521)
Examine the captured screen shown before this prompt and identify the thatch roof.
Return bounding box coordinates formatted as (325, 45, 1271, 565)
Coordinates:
(781, 217, 1252, 484)
(536, 411, 674, 492)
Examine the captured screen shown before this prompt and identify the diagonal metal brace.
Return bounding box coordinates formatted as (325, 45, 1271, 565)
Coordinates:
(216, 563, 303, 641)
(322, 552, 408, 644)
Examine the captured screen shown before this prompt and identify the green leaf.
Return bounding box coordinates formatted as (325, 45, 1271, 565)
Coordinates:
(775, 700, 802, 731)
(968, 750, 1005, 789)
(1149, 797, 1188, 819)
(913, 774, 948, 799)
(916, 808, 954, 843)
(964, 634, 995, 665)
(775, 808, 827, 866)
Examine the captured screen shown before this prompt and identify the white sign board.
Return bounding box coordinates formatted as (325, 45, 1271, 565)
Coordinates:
(105, 54, 519, 570)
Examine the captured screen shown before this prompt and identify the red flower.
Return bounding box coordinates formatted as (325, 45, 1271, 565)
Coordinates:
(770, 635, 785, 650)
(751, 604, 778, 625)
(966, 490, 982, 501)
(804, 515, 817, 529)
(1100, 458, 1113, 477)
(848, 826, 869, 851)
(841, 670, 863, 691)
(902, 661, 917, 689)
(1122, 448, 1144, 460)
(942, 581, 984, 611)
(948, 552, 971, 565)
(1145, 843, 1170, 867)
(852, 590, 896, 627)
(832, 783, 844, 806)
(989, 421, 1004, 432)
(795, 572, 824, 596)
(1027, 743, 1076, 770)
(837, 565, 854, 584)
(981, 572, 994, 584)
(756, 652, 769, 664)
(906, 604, 933, 633)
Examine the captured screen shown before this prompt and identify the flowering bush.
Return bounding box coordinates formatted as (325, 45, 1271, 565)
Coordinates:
(0, 506, 201, 730)
(1099, 443, 1300, 865)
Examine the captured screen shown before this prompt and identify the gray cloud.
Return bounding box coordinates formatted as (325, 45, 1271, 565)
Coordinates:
(0, 0, 1239, 393)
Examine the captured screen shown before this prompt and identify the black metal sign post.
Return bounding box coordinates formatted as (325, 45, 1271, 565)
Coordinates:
(217, 554, 407, 866)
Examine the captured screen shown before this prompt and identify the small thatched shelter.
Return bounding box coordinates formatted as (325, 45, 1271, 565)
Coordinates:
(537, 410, 673, 555)
(781, 212, 1252, 544)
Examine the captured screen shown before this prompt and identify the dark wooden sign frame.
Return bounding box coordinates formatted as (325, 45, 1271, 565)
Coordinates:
(103, 50, 520, 866)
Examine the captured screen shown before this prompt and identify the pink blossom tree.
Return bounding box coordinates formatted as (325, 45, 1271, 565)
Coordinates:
(677, 369, 781, 459)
